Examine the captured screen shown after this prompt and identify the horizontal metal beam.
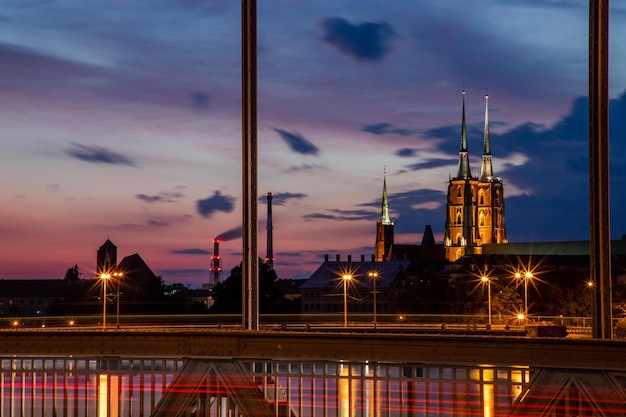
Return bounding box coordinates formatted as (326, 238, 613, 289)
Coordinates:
(2, 330, 626, 371)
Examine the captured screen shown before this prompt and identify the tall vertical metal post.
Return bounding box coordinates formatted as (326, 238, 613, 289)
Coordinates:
(242, 0, 259, 330)
(589, 0, 612, 339)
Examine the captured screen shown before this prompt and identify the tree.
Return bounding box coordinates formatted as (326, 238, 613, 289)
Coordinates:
(64, 264, 81, 282)
(210, 258, 293, 313)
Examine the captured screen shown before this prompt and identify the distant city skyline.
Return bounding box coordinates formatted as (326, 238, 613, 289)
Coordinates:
(1, 1, 626, 284)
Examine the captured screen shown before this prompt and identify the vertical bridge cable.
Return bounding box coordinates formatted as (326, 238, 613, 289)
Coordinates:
(589, 0, 612, 339)
(242, 0, 259, 330)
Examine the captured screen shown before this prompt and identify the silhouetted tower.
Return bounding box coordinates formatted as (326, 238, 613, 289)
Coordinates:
(374, 170, 394, 261)
(96, 238, 117, 276)
(265, 192, 274, 270)
(209, 240, 222, 285)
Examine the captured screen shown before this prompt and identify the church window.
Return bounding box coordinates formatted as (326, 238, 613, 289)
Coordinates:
(457, 186, 462, 197)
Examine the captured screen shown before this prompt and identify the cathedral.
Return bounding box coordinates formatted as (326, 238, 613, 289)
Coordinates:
(444, 91, 507, 261)
(374, 91, 507, 263)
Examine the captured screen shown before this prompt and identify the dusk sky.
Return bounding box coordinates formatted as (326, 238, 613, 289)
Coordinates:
(1, 1, 626, 285)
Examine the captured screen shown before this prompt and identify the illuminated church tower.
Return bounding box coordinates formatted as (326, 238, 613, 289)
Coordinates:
(374, 171, 394, 261)
(444, 92, 506, 262)
(475, 94, 507, 250)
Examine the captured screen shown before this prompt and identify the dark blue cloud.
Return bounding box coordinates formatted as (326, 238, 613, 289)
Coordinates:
(196, 191, 236, 218)
(136, 190, 184, 203)
(274, 128, 320, 155)
(66, 143, 136, 166)
(171, 248, 210, 255)
(405, 158, 456, 171)
(396, 148, 417, 157)
(259, 192, 307, 206)
(303, 213, 339, 221)
(320, 17, 395, 62)
(360, 188, 446, 238)
(363, 123, 414, 136)
(303, 208, 374, 222)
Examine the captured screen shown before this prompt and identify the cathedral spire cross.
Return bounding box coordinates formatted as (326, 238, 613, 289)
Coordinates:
(456, 90, 472, 179)
(479, 94, 494, 181)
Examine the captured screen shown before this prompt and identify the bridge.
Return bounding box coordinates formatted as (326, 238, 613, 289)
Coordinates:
(2, 328, 626, 416)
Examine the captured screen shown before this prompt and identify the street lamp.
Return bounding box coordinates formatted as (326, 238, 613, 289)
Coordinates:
(368, 272, 379, 329)
(514, 271, 532, 318)
(342, 274, 352, 328)
(587, 280, 595, 328)
(100, 273, 110, 330)
(481, 275, 492, 326)
(112, 272, 123, 330)
(524, 272, 533, 317)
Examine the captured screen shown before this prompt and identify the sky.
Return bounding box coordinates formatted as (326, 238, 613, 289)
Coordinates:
(1, 0, 626, 285)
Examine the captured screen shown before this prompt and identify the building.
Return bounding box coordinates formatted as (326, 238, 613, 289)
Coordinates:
(299, 254, 410, 317)
(444, 92, 507, 262)
(374, 172, 394, 262)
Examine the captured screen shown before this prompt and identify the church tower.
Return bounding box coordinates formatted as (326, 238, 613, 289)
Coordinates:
(374, 171, 394, 262)
(475, 95, 507, 251)
(445, 91, 478, 262)
(445, 91, 506, 262)
(97, 238, 117, 275)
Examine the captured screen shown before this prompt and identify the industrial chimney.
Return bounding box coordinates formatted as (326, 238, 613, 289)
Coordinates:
(209, 239, 222, 285)
(265, 192, 274, 270)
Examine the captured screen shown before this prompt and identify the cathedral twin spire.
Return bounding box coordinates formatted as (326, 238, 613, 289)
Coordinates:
(455, 91, 494, 182)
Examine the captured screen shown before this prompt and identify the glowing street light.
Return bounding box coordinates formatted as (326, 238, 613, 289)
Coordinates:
(112, 272, 123, 330)
(587, 280, 596, 326)
(481, 275, 492, 326)
(514, 271, 533, 318)
(368, 271, 379, 329)
(524, 272, 533, 317)
(100, 273, 110, 330)
(342, 274, 352, 328)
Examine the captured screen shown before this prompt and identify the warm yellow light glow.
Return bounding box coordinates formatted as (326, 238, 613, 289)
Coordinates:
(98, 374, 108, 417)
(340, 364, 350, 417)
(481, 276, 489, 282)
(515, 272, 521, 279)
(525, 272, 532, 279)
(517, 313, 525, 320)
(342, 274, 352, 281)
(483, 369, 494, 417)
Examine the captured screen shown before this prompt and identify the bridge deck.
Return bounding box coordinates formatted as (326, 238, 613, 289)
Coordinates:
(2, 329, 625, 371)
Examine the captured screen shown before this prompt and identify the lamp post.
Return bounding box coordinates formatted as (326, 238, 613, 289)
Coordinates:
(113, 272, 122, 330)
(481, 275, 492, 326)
(342, 274, 352, 328)
(100, 273, 110, 330)
(587, 280, 595, 328)
(524, 272, 532, 317)
(368, 272, 379, 329)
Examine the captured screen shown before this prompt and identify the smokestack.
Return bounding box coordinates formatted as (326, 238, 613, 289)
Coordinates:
(209, 239, 222, 285)
(265, 192, 274, 270)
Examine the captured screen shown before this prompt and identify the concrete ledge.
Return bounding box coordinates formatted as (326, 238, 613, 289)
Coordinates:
(526, 325, 567, 338)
